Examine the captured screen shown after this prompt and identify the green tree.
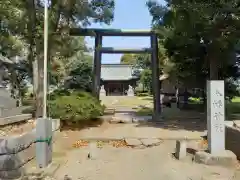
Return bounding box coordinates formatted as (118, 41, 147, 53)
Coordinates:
(120, 54, 136, 65)
(140, 69, 152, 93)
(49, 36, 91, 87)
(0, 0, 115, 117)
(8, 60, 30, 106)
(64, 60, 93, 92)
(147, 0, 240, 81)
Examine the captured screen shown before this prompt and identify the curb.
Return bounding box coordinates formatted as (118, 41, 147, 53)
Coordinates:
(77, 137, 203, 142)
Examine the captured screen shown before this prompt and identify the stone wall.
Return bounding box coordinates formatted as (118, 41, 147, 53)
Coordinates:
(0, 119, 60, 179)
(226, 125, 240, 160)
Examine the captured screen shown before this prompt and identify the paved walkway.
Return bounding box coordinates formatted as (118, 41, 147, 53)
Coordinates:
(54, 141, 240, 180)
(77, 123, 205, 140)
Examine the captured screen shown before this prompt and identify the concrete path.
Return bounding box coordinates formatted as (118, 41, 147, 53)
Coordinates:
(54, 141, 239, 180)
(77, 123, 205, 140)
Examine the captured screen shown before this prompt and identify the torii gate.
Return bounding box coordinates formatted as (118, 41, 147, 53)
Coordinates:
(70, 28, 161, 120)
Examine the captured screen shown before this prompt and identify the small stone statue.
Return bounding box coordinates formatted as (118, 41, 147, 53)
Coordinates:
(127, 85, 134, 96)
(100, 85, 106, 96)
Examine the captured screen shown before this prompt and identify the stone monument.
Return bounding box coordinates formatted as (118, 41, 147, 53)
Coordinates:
(100, 85, 106, 96)
(127, 85, 134, 96)
(0, 65, 16, 110)
(207, 80, 225, 153)
(194, 80, 237, 167)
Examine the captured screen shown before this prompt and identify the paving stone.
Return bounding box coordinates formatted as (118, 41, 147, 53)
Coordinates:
(110, 114, 133, 123)
(125, 138, 142, 146)
(132, 116, 152, 123)
(140, 138, 162, 147)
(104, 108, 115, 115)
(194, 150, 237, 167)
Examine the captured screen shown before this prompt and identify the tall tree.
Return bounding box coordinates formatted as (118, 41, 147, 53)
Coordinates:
(147, 0, 240, 81)
(0, 0, 115, 117)
(120, 54, 136, 65)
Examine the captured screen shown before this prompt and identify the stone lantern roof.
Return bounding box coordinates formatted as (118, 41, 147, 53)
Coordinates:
(159, 73, 169, 81)
(0, 54, 13, 64)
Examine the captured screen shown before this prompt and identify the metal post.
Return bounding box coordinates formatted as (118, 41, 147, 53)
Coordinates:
(43, 0, 48, 118)
(36, 0, 52, 169)
(151, 33, 161, 120)
(93, 34, 102, 99)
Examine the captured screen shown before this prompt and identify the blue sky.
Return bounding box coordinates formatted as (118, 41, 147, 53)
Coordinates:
(85, 0, 165, 64)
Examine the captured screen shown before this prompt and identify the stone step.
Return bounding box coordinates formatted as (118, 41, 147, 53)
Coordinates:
(0, 106, 31, 117)
(0, 114, 32, 126)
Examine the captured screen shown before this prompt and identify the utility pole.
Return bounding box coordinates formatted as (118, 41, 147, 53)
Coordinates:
(36, 0, 52, 168)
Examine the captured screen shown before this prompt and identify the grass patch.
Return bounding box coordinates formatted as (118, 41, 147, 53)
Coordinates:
(188, 97, 203, 104)
(140, 97, 153, 101)
(135, 107, 153, 116)
(232, 97, 240, 103)
(226, 98, 240, 118)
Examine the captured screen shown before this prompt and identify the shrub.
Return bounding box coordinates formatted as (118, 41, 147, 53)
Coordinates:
(49, 89, 71, 100)
(22, 98, 34, 106)
(48, 91, 105, 122)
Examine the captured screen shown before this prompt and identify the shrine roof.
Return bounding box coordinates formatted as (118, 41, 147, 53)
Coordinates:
(101, 64, 137, 81)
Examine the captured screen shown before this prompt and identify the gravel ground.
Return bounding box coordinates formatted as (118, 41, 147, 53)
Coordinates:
(54, 141, 240, 180)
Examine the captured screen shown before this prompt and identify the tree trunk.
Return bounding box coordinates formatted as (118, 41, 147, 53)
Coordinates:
(209, 57, 219, 80)
(35, 54, 44, 118)
(32, 59, 39, 113)
(27, 0, 39, 115)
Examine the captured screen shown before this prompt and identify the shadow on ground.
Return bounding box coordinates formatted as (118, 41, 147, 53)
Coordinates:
(60, 118, 104, 131)
(134, 103, 240, 131)
(107, 104, 207, 132)
(135, 118, 207, 132)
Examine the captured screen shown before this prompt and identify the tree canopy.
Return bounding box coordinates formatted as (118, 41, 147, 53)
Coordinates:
(0, 0, 115, 116)
(147, 0, 240, 92)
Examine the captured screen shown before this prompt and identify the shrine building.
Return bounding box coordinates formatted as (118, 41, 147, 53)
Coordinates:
(100, 64, 138, 96)
(100, 64, 176, 97)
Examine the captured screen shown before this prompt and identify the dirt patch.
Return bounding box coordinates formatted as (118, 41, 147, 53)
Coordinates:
(55, 141, 240, 180)
(0, 119, 36, 136)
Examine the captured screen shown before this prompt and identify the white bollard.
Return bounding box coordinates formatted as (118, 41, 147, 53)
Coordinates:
(175, 140, 187, 160)
(88, 142, 97, 160)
